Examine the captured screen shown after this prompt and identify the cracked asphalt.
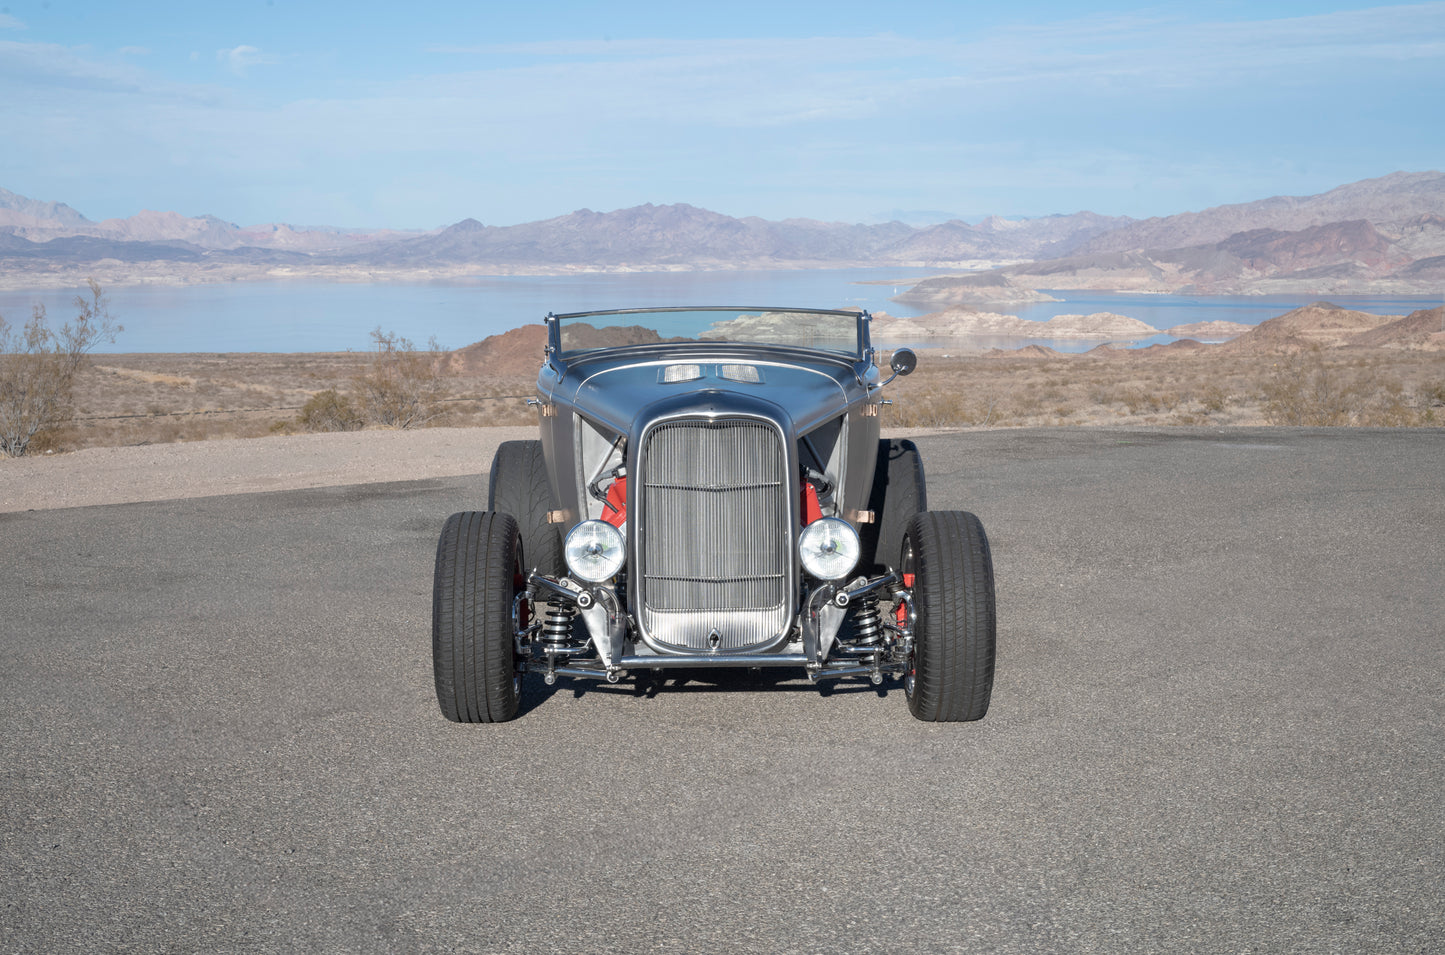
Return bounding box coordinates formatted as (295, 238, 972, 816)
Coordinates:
(3, 427, 1442, 953)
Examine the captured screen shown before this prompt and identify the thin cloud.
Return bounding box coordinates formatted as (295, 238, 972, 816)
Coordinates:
(218, 44, 277, 77)
(409, 6, 1445, 128)
(0, 39, 151, 93)
(0, 39, 229, 104)
(958, 3, 1445, 86)
(437, 5, 1445, 85)
(0, 13, 24, 30)
(428, 34, 932, 59)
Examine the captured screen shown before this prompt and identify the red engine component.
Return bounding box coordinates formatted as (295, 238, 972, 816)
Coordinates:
(608, 477, 822, 528)
(601, 477, 628, 528)
(801, 480, 822, 524)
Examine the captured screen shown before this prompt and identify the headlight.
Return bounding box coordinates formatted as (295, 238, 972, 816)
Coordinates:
(564, 520, 626, 583)
(798, 518, 860, 581)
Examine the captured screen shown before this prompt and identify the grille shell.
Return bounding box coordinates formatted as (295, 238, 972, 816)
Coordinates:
(635, 418, 795, 652)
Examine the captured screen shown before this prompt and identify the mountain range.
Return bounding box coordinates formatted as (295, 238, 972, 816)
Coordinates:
(3, 172, 1444, 295)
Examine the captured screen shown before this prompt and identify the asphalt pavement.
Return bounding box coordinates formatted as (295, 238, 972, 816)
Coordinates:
(3, 427, 1442, 953)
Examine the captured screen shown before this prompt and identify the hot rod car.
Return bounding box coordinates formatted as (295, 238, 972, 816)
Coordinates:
(432, 307, 995, 722)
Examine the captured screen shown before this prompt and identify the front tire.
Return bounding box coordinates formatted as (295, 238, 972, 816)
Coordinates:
(863, 438, 927, 574)
(902, 511, 996, 722)
(488, 440, 563, 576)
(433, 511, 524, 723)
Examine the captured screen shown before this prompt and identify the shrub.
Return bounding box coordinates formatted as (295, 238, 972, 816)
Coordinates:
(1120, 387, 1179, 416)
(353, 328, 450, 429)
(1261, 347, 1364, 426)
(0, 280, 121, 456)
(297, 389, 365, 432)
(1422, 380, 1445, 408)
(1199, 384, 1230, 414)
(1359, 392, 1419, 428)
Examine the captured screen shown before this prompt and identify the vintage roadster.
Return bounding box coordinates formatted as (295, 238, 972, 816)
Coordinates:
(432, 307, 995, 722)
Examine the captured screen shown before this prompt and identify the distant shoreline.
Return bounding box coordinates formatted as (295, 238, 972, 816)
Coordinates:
(2, 261, 1441, 298)
(0, 261, 972, 293)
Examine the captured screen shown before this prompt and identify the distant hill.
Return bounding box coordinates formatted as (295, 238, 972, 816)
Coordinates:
(1348, 306, 1445, 350)
(0, 195, 427, 260)
(938, 209, 1445, 298)
(448, 324, 548, 376)
(448, 322, 692, 376)
(872, 309, 1157, 342)
(891, 270, 1061, 307)
(0, 187, 92, 229)
(1219, 302, 1393, 352)
(1077, 171, 1445, 253)
(3, 172, 1444, 295)
(1210, 302, 1445, 353)
(874, 211, 1134, 264)
(1165, 321, 1252, 340)
(0, 234, 207, 264)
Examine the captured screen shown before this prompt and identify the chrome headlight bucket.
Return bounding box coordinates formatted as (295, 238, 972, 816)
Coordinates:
(798, 518, 861, 581)
(564, 520, 626, 583)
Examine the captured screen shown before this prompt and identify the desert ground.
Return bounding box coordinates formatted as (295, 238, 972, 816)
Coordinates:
(8, 340, 1439, 459)
(2, 301, 1436, 458)
(7, 341, 1443, 512)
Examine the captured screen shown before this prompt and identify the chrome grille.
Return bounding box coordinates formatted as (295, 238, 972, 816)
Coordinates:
(639, 420, 791, 650)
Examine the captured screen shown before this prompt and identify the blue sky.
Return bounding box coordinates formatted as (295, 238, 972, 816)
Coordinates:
(2, 1, 1442, 229)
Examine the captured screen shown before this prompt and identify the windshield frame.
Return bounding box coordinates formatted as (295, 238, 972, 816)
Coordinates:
(545, 306, 872, 364)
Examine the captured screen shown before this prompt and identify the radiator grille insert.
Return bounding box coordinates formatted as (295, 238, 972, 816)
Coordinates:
(639, 420, 791, 650)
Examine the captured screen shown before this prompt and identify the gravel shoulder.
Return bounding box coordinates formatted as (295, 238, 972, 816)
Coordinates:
(1, 425, 961, 512)
(0, 426, 536, 511)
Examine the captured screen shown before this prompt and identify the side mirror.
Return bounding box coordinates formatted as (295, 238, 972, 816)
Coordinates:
(878, 347, 917, 388)
(889, 348, 918, 378)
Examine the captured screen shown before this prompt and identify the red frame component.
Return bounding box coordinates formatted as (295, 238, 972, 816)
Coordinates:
(602, 477, 628, 528)
(801, 480, 822, 525)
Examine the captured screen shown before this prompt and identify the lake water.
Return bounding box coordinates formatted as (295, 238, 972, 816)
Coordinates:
(0, 269, 1438, 354)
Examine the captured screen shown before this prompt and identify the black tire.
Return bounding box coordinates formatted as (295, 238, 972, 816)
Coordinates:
(862, 438, 927, 574)
(488, 440, 562, 576)
(433, 511, 524, 723)
(901, 510, 995, 722)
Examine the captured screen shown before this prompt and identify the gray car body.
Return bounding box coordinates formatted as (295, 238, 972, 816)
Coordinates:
(531, 307, 889, 665)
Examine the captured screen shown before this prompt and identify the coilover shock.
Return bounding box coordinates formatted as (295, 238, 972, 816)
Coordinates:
(851, 593, 884, 648)
(542, 600, 579, 650)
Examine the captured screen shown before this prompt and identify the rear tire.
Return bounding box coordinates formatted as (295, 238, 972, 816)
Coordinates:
(433, 511, 523, 723)
(488, 440, 562, 576)
(863, 438, 927, 574)
(902, 510, 995, 722)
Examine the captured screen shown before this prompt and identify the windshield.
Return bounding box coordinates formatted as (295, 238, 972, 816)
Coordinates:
(551, 307, 865, 359)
